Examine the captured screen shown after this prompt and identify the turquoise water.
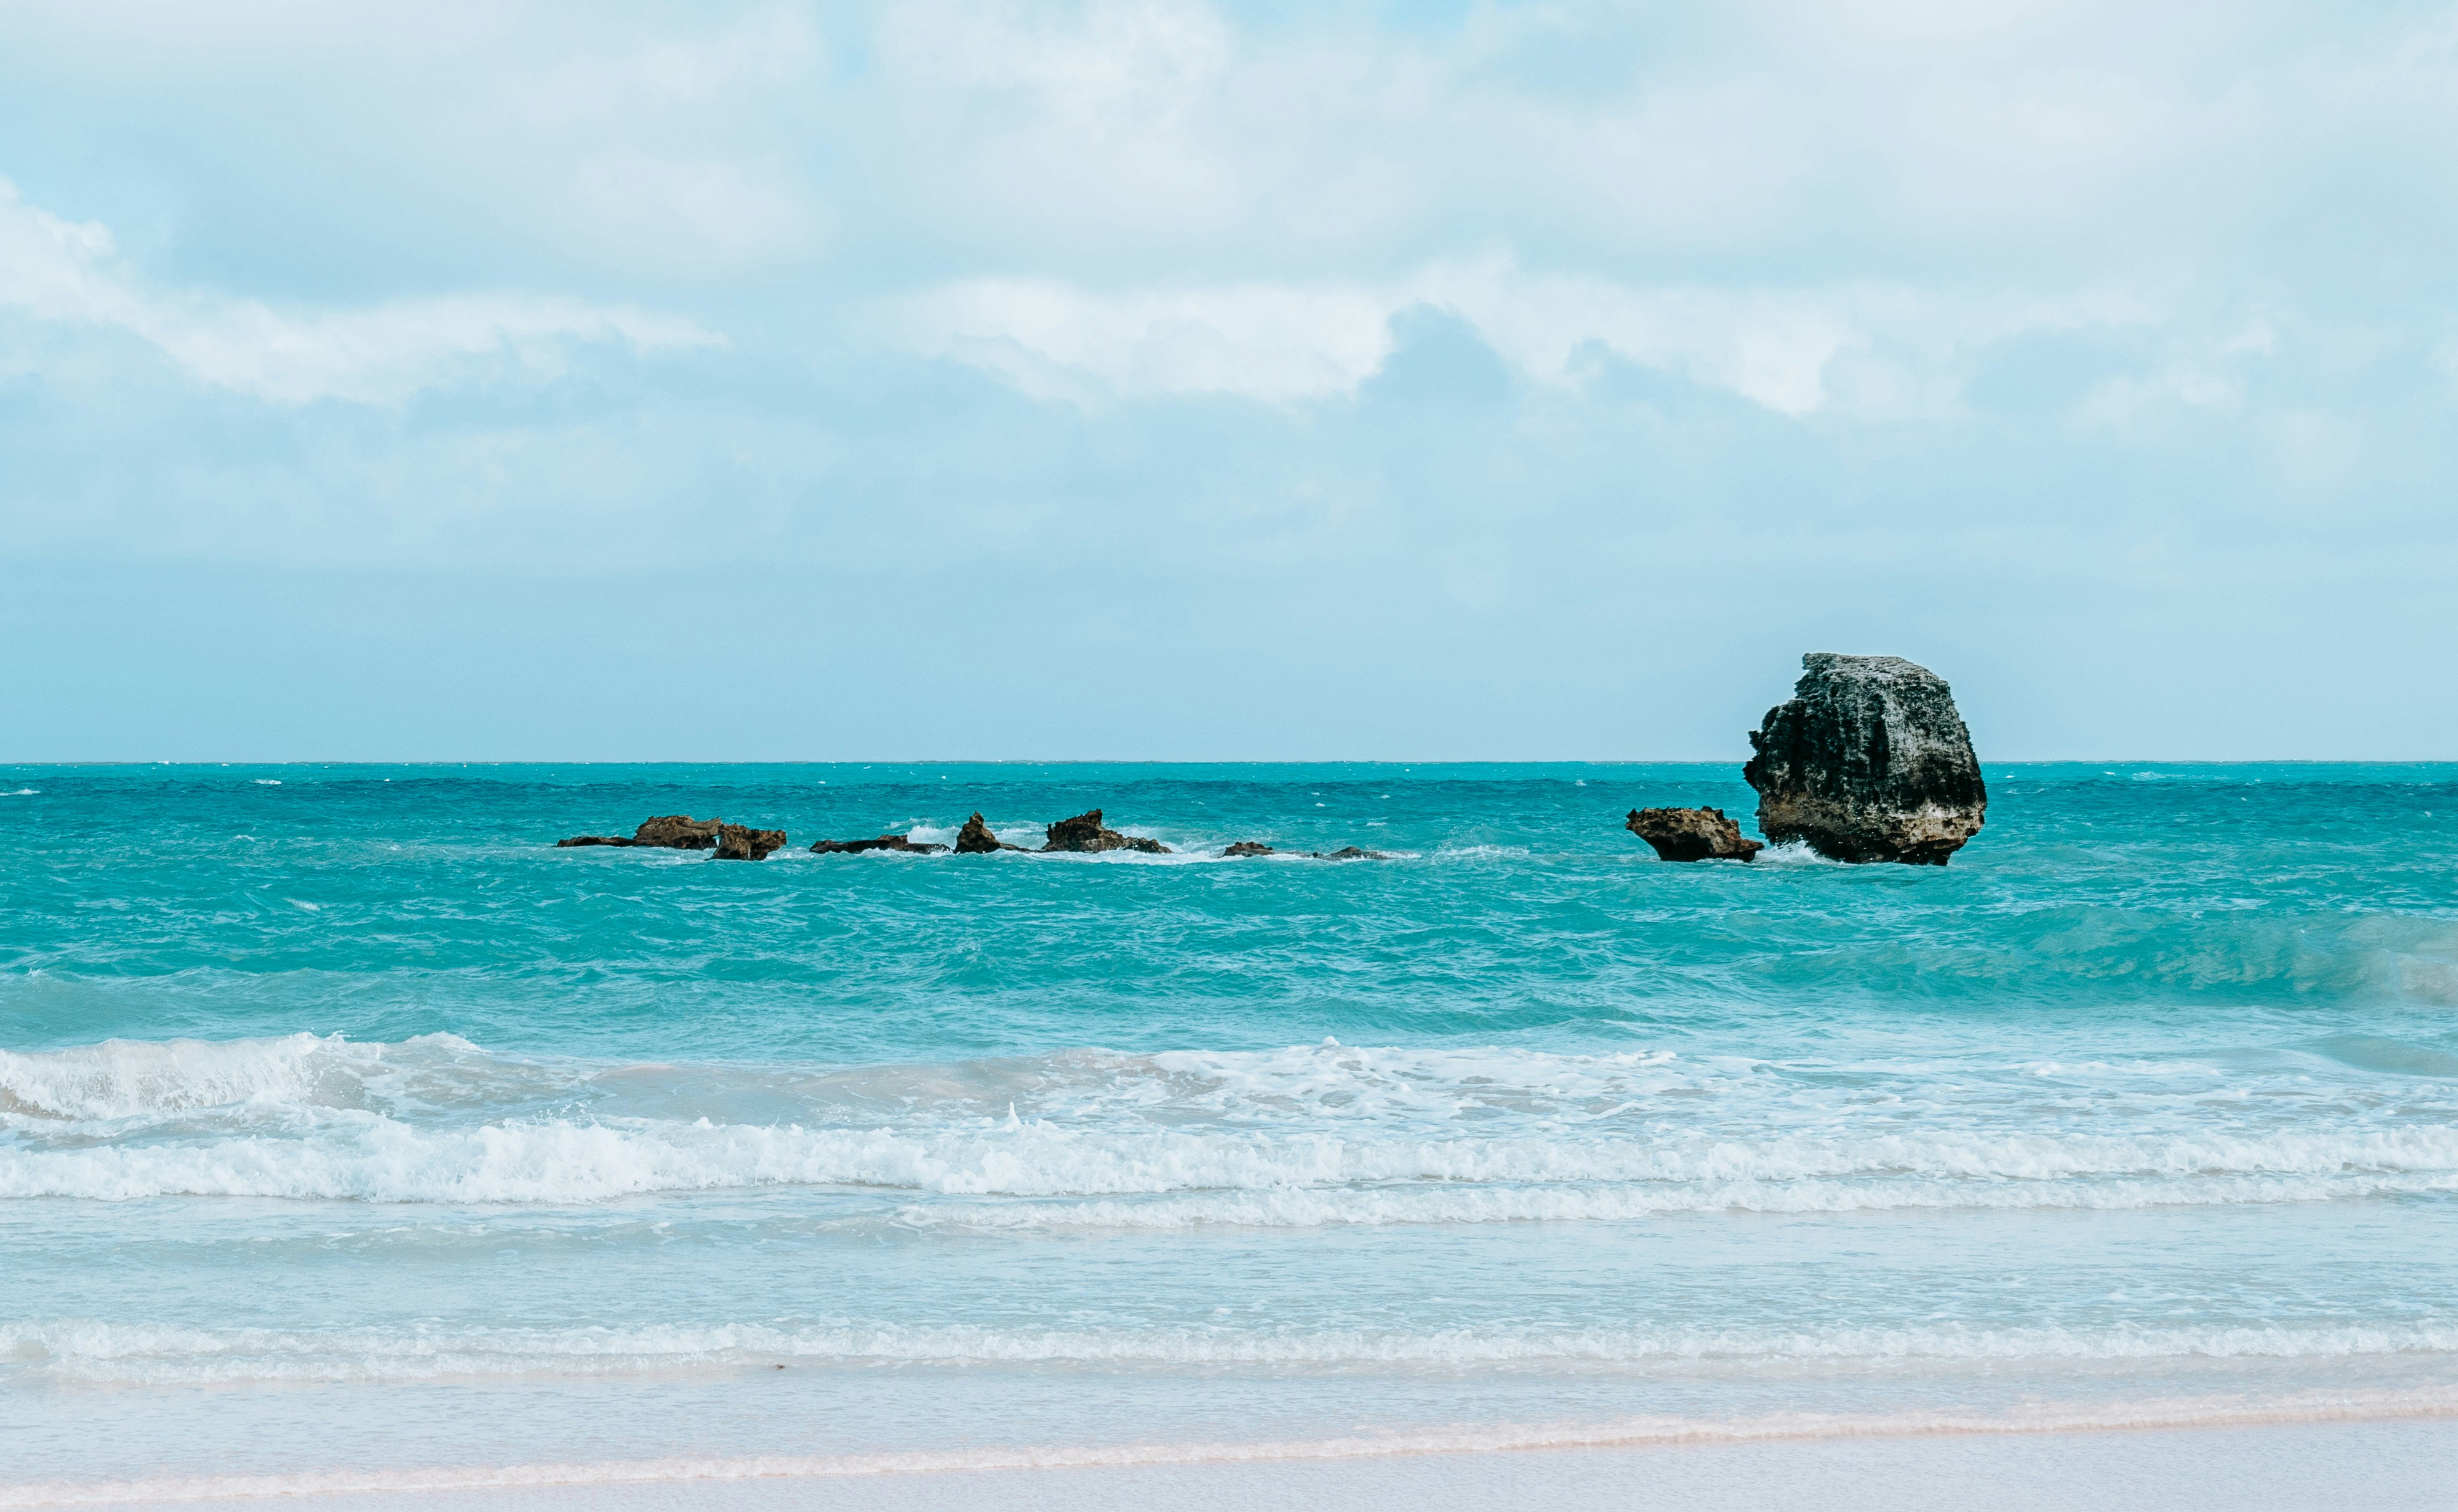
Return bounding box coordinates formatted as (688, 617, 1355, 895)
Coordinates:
(5, 763, 2458, 1494)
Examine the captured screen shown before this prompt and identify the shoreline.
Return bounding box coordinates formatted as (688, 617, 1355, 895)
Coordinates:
(14, 1418, 2458, 1512)
(14, 1389, 2458, 1508)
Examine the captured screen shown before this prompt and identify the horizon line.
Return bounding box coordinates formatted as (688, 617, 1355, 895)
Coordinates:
(7, 758, 2456, 769)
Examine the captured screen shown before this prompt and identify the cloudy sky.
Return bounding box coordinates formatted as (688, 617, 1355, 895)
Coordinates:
(4, 1, 2454, 759)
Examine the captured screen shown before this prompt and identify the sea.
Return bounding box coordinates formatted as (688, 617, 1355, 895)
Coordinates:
(4, 762, 2456, 1501)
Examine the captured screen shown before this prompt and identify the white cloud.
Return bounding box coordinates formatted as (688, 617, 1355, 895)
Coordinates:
(516, 6, 822, 127)
(2080, 365, 2245, 426)
(0, 178, 718, 403)
(903, 261, 2162, 417)
(1419, 265, 1861, 415)
(571, 153, 821, 266)
(875, 0, 1245, 238)
(890, 0, 1231, 117)
(907, 277, 1395, 404)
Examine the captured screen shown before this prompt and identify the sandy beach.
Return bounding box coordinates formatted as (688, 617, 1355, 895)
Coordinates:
(64, 1418, 2454, 1512)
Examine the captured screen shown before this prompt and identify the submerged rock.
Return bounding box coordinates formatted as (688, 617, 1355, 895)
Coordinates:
(712, 824, 788, 861)
(556, 815, 721, 849)
(1743, 653, 1986, 865)
(1041, 809, 1171, 854)
(953, 813, 1025, 854)
(1625, 806, 1763, 862)
(809, 834, 950, 855)
(1221, 840, 1389, 859)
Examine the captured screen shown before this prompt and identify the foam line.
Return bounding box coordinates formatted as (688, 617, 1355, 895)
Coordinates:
(13, 1318, 2458, 1385)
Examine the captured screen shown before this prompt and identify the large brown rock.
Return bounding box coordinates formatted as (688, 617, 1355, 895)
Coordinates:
(634, 815, 724, 849)
(1743, 653, 1987, 865)
(953, 813, 1024, 854)
(557, 815, 722, 849)
(712, 824, 788, 861)
(810, 834, 950, 855)
(1041, 809, 1170, 854)
(1626, 806, 1763, 862)
(1223, 841, 1276, 857)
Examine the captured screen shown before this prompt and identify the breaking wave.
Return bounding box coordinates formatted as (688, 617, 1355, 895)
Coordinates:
(6, 1034, 2458, 1210)
(9, 1117, 2458, 1206)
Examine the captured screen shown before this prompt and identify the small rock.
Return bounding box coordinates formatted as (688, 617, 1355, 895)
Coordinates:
(1743, 653, 1987, 865)
(1222, 841, 1276, 857)
(712, 824, 788, 861)
(1314, 846, 1391, 860)
(810, 834, 951, 855)
(953, 813, 1025, 854)
(1042, 809, 1171, 854)
(1625, 806, 1763, 862)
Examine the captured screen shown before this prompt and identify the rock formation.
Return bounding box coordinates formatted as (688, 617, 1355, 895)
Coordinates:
(712, 824, 788, 861)
(1221, 840, 1389, 859)
(810, 834, 951, 855)
(1625, 806, 1763, 862)
(1041, 809, 1171, 854)
(557, 815, 721, 849)
(1742, 653, 1986, 865)
(953, 813, 1024, 854)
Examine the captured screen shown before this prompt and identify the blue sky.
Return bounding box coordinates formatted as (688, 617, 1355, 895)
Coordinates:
(4, 1, 2454, 759)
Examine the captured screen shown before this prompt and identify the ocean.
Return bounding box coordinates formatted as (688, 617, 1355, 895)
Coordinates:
(4, 761, 2456, 1501)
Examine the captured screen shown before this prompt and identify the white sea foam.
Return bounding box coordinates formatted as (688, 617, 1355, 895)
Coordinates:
(12, 1035, 1720, 1132)
(9, 1316, 2458, 1387)
(1, 788, 36, 796)
(9, 1034, 2457, 1208)
(892, 1170, 2458, 1230)
(1752, 840, 1838, 865)
(0, 1034, 482, 1122)
(8, 1109, 2458, 1206)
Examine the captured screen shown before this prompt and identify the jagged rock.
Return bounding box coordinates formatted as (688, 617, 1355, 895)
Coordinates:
(1743, 653, 1987, 865)
(712, 824, 788, 861)
(810, 834, 950, 855)
(634, 815, 724, 849)
(1314, 846, 1391, 860)
(557, 815, 721, 849)
(1222, 841, 1276, 857)
(1041, 809, 1171, 854)
(953, 813, 1025, 854)
(1626, 806, 1763, 862)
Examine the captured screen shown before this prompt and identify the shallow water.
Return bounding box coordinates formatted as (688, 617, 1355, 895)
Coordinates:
(4, 762, 2456, 1493)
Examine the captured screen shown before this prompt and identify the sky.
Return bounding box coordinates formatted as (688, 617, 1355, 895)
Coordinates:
(3, 0, 2455, 761)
